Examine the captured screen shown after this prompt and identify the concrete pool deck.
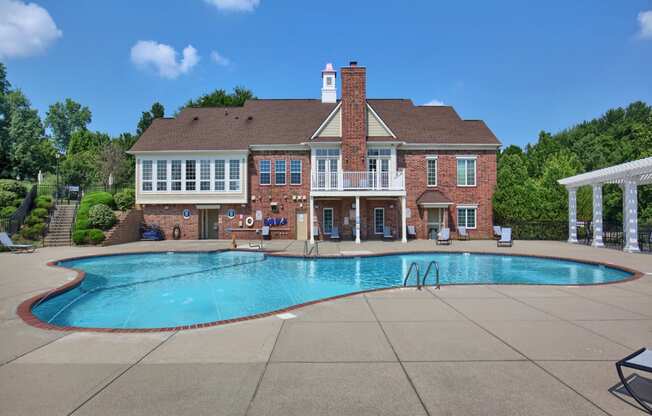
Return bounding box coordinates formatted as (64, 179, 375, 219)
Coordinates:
(1, 239, 651, 415)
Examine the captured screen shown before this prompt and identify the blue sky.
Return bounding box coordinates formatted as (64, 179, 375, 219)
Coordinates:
(2, 0, 651, 147)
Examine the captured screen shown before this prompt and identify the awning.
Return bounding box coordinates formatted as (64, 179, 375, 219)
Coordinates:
(416, 190, 452, 208)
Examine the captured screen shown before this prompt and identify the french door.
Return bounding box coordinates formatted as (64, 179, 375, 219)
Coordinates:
(323, 208, 334, 234)
(374, 208, 385, 235)
(317, 158, 339, 189)
(367, 158, 390, 189)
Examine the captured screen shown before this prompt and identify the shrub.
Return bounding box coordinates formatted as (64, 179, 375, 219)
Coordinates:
(31, 207, 49, 219)
(26, 213, 44, 226)
(0, 191, 17, 208)
(0, 206, 17, 218)
(20, 223, 46, 240)
(88, 204, 116, 230)
(72, 229, 89, 245)
(114, 189, 135, 211)
(83, 192, 115, 209)
(35, 195, 54, 210)
(88, 228, 105, 244)
(0, 180, 26, 197)
(12, 198, 23, 207)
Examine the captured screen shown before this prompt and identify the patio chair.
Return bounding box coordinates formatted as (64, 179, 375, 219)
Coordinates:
(261, 226, 270, 240)
(330, 226, 341, 241)
(436, 228, 451, 245)
(458, 226, 470, 240)
(616, 348, 652, 413)
(493, 226, 502, 239)
(383, 227, 393, 241)
(0, 232, 35, 253)
(497, 227, 512, 247)
(407, 225, 417, 239)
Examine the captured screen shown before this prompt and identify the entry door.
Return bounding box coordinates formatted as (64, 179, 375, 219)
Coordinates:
(368, 158, 389, 189)
(323, 208, 334, 234)
(427, 208, 442, 239)
(374, 208, 385, 235)
(317, 158, 339, 189)
(296, 212, 307, 240)
(202, 209, 219, 239)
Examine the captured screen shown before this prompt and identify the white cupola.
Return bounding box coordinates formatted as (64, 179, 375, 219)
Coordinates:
(321, 63, 337, 103)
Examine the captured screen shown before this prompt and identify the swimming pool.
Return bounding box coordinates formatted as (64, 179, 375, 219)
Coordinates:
(29, 251, 633, 330)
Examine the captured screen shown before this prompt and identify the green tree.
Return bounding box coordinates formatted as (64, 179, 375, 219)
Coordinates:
(183, 86, 254, 109)
(45, 98, 92, 152)
(136, 102, 165, 136)
(493, 154, 541, 222)
(6, 91, 56, 179)
(0, 63, 12, 177)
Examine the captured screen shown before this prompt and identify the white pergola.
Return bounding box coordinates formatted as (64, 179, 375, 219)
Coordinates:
(558, 156, 652, 253)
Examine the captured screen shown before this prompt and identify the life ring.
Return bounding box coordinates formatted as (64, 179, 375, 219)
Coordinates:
(245, 216, 254, 227)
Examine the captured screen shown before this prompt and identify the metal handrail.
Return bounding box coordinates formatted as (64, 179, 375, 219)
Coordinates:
(423, 260, 440, 289)
(403, 262, 420, 288)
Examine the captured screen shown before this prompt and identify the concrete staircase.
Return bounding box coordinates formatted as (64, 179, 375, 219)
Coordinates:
(43, 203, 77, 246)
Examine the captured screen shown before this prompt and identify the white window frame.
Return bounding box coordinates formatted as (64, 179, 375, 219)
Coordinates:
(141, 160, 153, 191)
(156, 160, 167, 191)
(374, 207, 385, 235)
(214, 159, 226, 191)
(199, 159, 211, 191)
(171, 160, 182, 191)
(426, 155, 438, 187)
(456, 156, 477, 187)
(275, 160, 286, 185)
(290, 159, 302, 185)
(456, 205, 478, 229)
(229, 159, 240, 191)
(185, 159, 197, 191)
(260, 160, 271, 186)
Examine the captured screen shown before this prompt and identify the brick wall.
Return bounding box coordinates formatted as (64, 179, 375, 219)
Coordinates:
(341, 64, 367, 171)
(143, 204, 199, 239)
(399, 149, 497, 239)
(103, 209, 144, 246)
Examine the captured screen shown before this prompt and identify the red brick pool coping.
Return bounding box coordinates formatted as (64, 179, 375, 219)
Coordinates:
(17, 249, 645, 333)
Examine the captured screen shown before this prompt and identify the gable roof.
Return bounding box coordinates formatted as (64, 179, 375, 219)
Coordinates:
(130, 98, 499, 152)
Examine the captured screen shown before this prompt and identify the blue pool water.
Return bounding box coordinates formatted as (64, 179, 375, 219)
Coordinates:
(32, 251, 632, 329)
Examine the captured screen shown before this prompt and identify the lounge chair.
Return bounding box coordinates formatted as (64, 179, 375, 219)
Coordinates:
(493, 226, 502, 239)
(436, 228, 451, 245)
(407, 225, 417, 239)
(383, 227, 393, 241)
(261, 226, 270, 240)
(616, 348, 652, 413)
(458, 226, 470, 240)
(330, 226, 341, 241)
(497, 227, 512, 247)
(0, 232, 35, 253)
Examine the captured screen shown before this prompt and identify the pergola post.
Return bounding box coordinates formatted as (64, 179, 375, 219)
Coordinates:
(591, 184, 604, 248)
(309, 196, 315, 244)
(355, 196, 361, 244)
(401, 196, 407, 243)
(567, 187, 578, 244)
(624, 180, 640, 253)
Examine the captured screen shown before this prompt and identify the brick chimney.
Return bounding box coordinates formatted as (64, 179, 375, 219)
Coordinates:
(340, 61, 366, 171)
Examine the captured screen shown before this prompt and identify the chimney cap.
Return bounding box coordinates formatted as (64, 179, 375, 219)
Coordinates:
(349, 61, 358, 67)
(322, 63, 335, 73)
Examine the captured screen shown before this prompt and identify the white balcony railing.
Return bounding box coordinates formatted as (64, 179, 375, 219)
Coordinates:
(311, 170, 405, 191)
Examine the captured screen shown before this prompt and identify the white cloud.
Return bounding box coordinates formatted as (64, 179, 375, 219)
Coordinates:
(0, 0, 62, 59)
(204, 0, 260, 12)
(210, 50, 231, 66)
(130, 41, 199, 79)
(423, 99, 445, 106)
(638, 10, 652, 39)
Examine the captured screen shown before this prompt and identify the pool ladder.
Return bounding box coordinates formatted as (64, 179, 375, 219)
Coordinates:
(303, 240, 320, 257)
(403, 261, 440, 289)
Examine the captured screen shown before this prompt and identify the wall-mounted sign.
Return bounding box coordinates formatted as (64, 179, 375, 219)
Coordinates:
(406, 208, 412, 218)
(182, 209, 191, 219)
(255, 210, 263, 221)
(226, 208, 236, 219)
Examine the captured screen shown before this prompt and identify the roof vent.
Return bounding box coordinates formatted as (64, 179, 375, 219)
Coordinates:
(235, 116, 239, 120)
(192, 116, 199, 121)
(349, 61, 357, 67)
(247, 116, 253, 121)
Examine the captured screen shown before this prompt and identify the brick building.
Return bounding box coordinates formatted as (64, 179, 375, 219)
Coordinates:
(129, 62, 500, 242)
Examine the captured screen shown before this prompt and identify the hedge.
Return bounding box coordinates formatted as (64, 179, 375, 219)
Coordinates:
(88, 228, 105, 244)
(0, 191, 17, 208)
(35, 195, 54, 210)
(0, 180, 26, 198)
(114, 189, 135, 211)
(74, 192, 115, 245)
(88, 204, 116, 230)
(0, 206, 16, 218)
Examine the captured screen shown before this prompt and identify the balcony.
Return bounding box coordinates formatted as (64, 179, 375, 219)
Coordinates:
(311, 170, 405, 192)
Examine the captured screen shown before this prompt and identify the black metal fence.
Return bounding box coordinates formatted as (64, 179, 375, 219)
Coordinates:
(501, 220, 569, 241)
(0, 185, 37, 236)
(37, 183, 133, 204)
(577, 221, 652, 252)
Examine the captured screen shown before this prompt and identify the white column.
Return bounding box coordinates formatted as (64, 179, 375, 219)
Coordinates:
(355, 196, 361, 244)
(309, 196, 315, 243)
(591, 184, 604, 248)
(567, 187, 578, 243)
(401, 196, 407, 243)
(624, 180, 640, 253)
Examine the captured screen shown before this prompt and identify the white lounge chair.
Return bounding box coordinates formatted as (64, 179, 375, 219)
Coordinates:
(436, 228, 451, 245)
(493, 226, 502, 239)
(407, 225, 417, 239)
(261, 226, 270, 240)
(383, 227, 393, 241)
(0, 232, 35, 253)
(458, 226, 470, 240)
(616, 348, 652, 413)
(330, 226, 341, 241)
(497, 227, 512, 247)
